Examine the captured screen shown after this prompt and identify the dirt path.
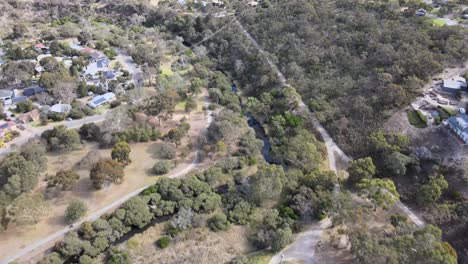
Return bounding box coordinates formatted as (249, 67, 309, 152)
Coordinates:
(0, 95, 213, 264)
(234, 19, 427, 264)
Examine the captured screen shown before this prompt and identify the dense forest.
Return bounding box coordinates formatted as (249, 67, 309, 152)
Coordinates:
(239, 0, 467, 156)
(0, 0, 467, 263)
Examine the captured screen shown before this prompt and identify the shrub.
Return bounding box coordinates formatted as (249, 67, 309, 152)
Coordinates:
(110, 100, 121, 108)
(156, 236, 171, 249)
(65, 199, 87, 223)
(208, 213, 230, 232)
(154, 142, 176, 159)
(16, 100, 34, 113)
(152, 160, 171, 175)
(68, 108, 85, 119)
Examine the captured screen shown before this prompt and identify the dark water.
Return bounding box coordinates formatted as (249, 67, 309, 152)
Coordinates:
(234, 81, 274, 164)
(246, 114, 274, 164)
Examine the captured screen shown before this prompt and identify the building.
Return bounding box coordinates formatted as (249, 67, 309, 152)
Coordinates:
(103, 71, 116, 80)
(88, 92, 115, 108)
(415, 9, 427, 16)
(17, 109, 40, 123)
(5, 96, 28, 105)
(442, 78, 467, 93)
(0, 90, 13, 101)
(23, 86, 45, 97)
(447, 115, 468, 144)
(35, 43, 48, 52)
(50, 103, 72, 113)
(247, 1, 259, 7)
(0, 121, 16, 137)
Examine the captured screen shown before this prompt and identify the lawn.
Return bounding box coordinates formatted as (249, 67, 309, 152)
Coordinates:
(432, 19, 446, 26)
(245, 251, 273, 264)
(407, 110, 428, 128)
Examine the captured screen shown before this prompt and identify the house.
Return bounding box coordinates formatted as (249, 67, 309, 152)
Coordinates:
(0, 121, 17, 137)
(50, 103, 72, 113)
(0, 90, 13, 101)
(97, 59, 110, 68)
(447, 115, 468, 144)
(23, 86, 45, 97)
(88, 92, 115, 108)
(6, 96, 28, 105)
(415, 9, 427, 16)
(247, 1, 259, 7)
(442, 78, 467, 93)
(103, 71, 116, 80)
(35, 43, 48, 52)
(17, 109, 40, 123)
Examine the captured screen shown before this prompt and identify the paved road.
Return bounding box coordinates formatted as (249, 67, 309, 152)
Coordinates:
(1, 104, 213, 264)
(0, 114, 106, 158)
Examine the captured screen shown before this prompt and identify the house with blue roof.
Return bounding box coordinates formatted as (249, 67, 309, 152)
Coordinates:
(88, 92, 115, 108)
(447, 115, 468, 144)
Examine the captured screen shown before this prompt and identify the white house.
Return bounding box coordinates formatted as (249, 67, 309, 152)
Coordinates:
(88, 92, 115, 108)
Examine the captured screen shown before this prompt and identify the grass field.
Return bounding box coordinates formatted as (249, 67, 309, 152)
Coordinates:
(432, 19, 446, 27)
(407, 110, 428, 128)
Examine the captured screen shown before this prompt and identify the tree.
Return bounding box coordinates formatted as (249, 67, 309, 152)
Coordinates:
(154, 142, 176, 159)
(248, 164, 285, 205)
(7, 193, 48, 226)
(1, 152, 40, 197)
(20, 140, 47, 172)
(65, 199, 87, 224)
(143, 92, 177, 125)
(189, 77, 203, 95)
(185, 97, 197, 113)
(107, 247, 131, 264)
(356, 178, 399, 210)
(418, 175, 448, 205)
(121, 196, 152, 228)
(38, 252, 63, 264)
(90, 160, 124, 190)
(79, 123, 101, 141)
(384, 152, 412, 177)
(271, 227, 293, 252)
(53, 81, 77, 104)
(348, 157, 376, 184)
(208, 213, 230, 232)
(48, 170, 80, 191)
(16, 100, 34, 113)
(111, 142, 131, 165)
(152, 161, 171, 175)
(41, 125, 81, 152)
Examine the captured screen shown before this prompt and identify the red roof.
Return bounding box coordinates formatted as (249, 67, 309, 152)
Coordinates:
(35, 43, 47, 49)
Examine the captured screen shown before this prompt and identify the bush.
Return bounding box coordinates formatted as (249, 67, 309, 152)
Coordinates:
(65, 199, 87, 223)
(208, 213, 230, 232)
(154, 142, 176, 159)
(156, 236, 171, 249)
(16, 100, 34, 113)
(42, 125, 81, 152)
(68, 108, 85, 119)
(152, 160, 171, 175)
(110, 100, 121, 108)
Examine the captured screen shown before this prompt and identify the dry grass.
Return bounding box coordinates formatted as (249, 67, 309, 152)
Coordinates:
(128, 225, 251, 264)
(0, 93, 211, 262)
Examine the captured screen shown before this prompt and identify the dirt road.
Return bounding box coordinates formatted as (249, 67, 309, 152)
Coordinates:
(234, 18, 426, 264)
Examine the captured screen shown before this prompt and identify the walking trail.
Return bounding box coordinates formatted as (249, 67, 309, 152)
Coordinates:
(232, 18, 425, 264)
